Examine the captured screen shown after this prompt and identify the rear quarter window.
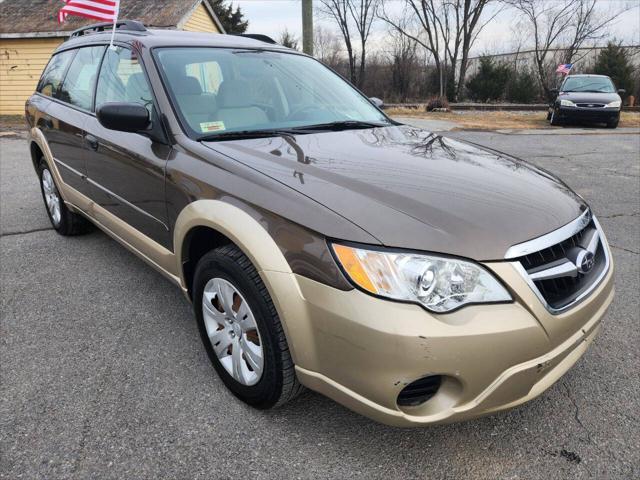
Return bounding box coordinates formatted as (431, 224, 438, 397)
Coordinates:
(37, 49, 76, 98)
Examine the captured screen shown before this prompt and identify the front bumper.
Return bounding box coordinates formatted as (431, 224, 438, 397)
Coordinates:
(557, 106, 620, 123)
(262, 247, 614, 427)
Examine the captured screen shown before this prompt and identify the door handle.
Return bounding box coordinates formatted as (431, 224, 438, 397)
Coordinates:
(85, 134, 99, 151)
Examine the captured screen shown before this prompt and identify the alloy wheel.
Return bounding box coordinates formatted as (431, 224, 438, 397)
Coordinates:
(202, 278, 264, 386)
(42, 169, 61, 226)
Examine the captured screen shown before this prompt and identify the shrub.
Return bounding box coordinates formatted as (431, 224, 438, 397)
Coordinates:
(426, 96, 450, 111)
(466, 56, 510, 102)
(506, 69, 540, 103)
(592, 42, 635, 99)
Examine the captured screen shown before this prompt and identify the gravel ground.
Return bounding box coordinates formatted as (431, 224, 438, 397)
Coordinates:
(1, 128, 638, 479)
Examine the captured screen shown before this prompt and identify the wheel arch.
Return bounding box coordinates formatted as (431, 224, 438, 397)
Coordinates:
(28, 128, 66, 201)
(174, 200, 293, 299)
(29, 140, 45, 172)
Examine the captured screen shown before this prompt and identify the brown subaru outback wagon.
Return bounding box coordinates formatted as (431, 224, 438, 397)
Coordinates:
(26, 21, 614, 427)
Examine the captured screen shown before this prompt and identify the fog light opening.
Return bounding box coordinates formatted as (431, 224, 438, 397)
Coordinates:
(397, 375, 442, 407)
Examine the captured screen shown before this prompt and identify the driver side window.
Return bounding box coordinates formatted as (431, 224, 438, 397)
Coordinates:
(95, 46, 154, 116)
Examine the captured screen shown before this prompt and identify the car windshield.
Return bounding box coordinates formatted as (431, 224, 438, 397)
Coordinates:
(561, 76, 615, 93)
(154, 47, 391, 139)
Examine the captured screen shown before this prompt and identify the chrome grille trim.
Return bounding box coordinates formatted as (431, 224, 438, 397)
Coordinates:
(510, 216, 610, 315)
(504, 209, 592, 259)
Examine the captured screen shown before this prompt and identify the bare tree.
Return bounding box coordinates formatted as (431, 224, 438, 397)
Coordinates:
(387, 18, 419, 101)
(348, 0, 382, 87)
(562, 0, 632, 64)
(319, 0, 356, 83)
(314, 26, 344, 69)
(453, 0, 499, 100)
(379, 0, 497, 100)
(379, 1, 444, 95)
(507, 0, 632, 99)
(318, 0, 381, 87)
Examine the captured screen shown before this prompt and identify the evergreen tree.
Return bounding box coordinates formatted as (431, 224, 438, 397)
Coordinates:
(465, 56, 510, 102)
(593, 42, 634, 98)
(506, 69, 540, 103)
(209, 0, 249, 34)
(278, 29, 299, 50)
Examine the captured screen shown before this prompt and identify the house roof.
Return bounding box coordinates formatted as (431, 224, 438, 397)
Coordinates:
(0, 0, 224, 38)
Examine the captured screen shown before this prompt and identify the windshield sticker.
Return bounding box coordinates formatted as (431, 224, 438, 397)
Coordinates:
(200, 121, 226, 133)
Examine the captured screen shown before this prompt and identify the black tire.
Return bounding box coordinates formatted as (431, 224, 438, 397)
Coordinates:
(38, 160, 92, 236)
(606, 119, 619, 129)
(193, 244, 304, 409)
(549, 108, 562, 126)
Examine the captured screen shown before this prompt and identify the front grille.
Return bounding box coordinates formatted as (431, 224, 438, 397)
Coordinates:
(514, 218, 608, 312)
(576, 103, 605, 108)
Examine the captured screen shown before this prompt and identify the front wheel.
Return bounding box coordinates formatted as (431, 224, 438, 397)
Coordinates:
(549, 108, 562, 126)
(606, 119, 619, 129)
(193, 245, 304, 409)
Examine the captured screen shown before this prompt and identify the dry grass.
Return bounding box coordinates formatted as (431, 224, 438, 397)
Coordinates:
(386, 108, 640, 130)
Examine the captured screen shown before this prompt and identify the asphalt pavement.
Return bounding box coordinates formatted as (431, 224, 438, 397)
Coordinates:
(1, 127, 638, 479)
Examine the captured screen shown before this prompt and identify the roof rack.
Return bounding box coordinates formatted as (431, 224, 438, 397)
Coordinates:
(234, 33, 277, 45)
(70, 20, 147, 38)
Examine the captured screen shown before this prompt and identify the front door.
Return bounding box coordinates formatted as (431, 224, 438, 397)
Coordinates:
(84, 45, 172, 249)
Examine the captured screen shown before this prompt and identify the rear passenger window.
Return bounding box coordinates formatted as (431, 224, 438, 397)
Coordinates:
(58, 46, 105, 110)
(38, 50, 76, 98)
(95, 47, 154, 115)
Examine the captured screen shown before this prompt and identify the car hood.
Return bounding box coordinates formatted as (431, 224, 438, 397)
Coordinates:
(204, 125, 586, 260)
(559, 91, 620, 104)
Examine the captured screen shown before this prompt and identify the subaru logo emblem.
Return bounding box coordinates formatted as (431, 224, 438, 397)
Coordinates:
(575, 249, 595, 274)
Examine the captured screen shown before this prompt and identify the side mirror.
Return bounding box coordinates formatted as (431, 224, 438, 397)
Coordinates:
(369, 97, 384, 109)
(617, 88, 626, 95)
(97, 102, 150, 133)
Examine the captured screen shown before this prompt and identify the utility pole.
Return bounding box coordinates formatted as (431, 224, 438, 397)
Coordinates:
(302, 0, 313, 56)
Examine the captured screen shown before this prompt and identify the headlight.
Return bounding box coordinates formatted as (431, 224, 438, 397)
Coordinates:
(560, 99, 576, 107)
(606, 100, 621, 108)
(331, 243, 512, 313)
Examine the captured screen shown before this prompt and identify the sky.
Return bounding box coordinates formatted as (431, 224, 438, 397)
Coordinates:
(233, 0, 640, 57)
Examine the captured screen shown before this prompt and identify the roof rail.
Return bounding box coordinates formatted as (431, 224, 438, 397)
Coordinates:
(70, 20, 147, 38)
(234, 33, 278, 45)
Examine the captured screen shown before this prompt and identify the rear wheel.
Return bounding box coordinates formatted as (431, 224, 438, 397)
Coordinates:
(38, 160, 91, 235)
(193, 245, 303, 408)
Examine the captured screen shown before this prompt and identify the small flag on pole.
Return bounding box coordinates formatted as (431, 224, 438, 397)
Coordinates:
(58, 0, 121, 48)
(556, 63, 573, 75)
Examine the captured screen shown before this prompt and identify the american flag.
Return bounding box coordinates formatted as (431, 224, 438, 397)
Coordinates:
(556, 63, 573, 75)
(58, 0, 120, 24)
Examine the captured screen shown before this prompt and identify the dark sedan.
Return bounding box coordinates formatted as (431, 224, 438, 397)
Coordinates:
(548, 74, 625, 128)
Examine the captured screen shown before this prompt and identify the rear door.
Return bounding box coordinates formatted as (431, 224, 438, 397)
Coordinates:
(84, 45, 172, 248)
(35, 47, 104, 196)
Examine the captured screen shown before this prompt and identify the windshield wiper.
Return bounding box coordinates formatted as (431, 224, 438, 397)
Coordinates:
(198, 121, 390, 141)
(198, 129, 299, 142)
(563, 89, 609, 93)
(292, 120, 390, 132)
